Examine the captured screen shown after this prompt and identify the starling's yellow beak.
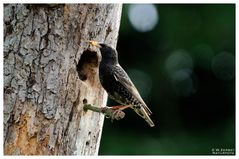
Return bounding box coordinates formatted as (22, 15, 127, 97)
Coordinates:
(89, 40, 101, 48)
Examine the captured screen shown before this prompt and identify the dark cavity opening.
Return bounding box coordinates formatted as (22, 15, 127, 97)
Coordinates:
(77, 50, 98, 81)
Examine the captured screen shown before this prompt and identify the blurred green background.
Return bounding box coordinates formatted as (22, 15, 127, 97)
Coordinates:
(99, 4, 235, 155)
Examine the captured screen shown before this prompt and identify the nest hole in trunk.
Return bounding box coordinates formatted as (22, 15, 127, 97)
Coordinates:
(76, 50, 99, 84)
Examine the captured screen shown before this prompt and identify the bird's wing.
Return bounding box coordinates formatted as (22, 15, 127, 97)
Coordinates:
(114, 65, 152, 115)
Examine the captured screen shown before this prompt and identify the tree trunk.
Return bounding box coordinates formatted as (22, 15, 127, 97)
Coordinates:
(4, 4, 122, 155)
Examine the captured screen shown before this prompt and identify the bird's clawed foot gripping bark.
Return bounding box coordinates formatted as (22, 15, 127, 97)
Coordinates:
(83, 104, 129, 122)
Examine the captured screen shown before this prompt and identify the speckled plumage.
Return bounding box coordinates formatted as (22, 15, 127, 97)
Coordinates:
(92, 42, 155, 127)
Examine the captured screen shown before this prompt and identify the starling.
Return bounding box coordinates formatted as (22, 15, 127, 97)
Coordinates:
(89, 41, 155, 127)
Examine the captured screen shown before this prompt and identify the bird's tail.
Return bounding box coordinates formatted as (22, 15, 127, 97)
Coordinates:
(133, 106, 155, 127)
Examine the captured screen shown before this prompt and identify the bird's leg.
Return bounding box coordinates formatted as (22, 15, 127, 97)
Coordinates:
(100, 105, 130, 122)
(100, 106, 125, 121)
(111, 105, 131, 111)
(84, 104, 126, 122)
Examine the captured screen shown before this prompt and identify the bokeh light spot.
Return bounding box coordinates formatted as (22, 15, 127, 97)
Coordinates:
(128, 4, 158, 32)
(171, 69, 195, 97)
(211, 52, 235, 80)
(165, 49, 194, 76)
(165, 49, 196, 97)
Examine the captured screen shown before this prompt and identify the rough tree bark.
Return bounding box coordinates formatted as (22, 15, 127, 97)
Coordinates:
(4, 4, 122, 155)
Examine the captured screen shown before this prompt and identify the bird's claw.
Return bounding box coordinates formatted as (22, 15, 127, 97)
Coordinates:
(101, 107, 125, 122)
(111, 109, 125, 121)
